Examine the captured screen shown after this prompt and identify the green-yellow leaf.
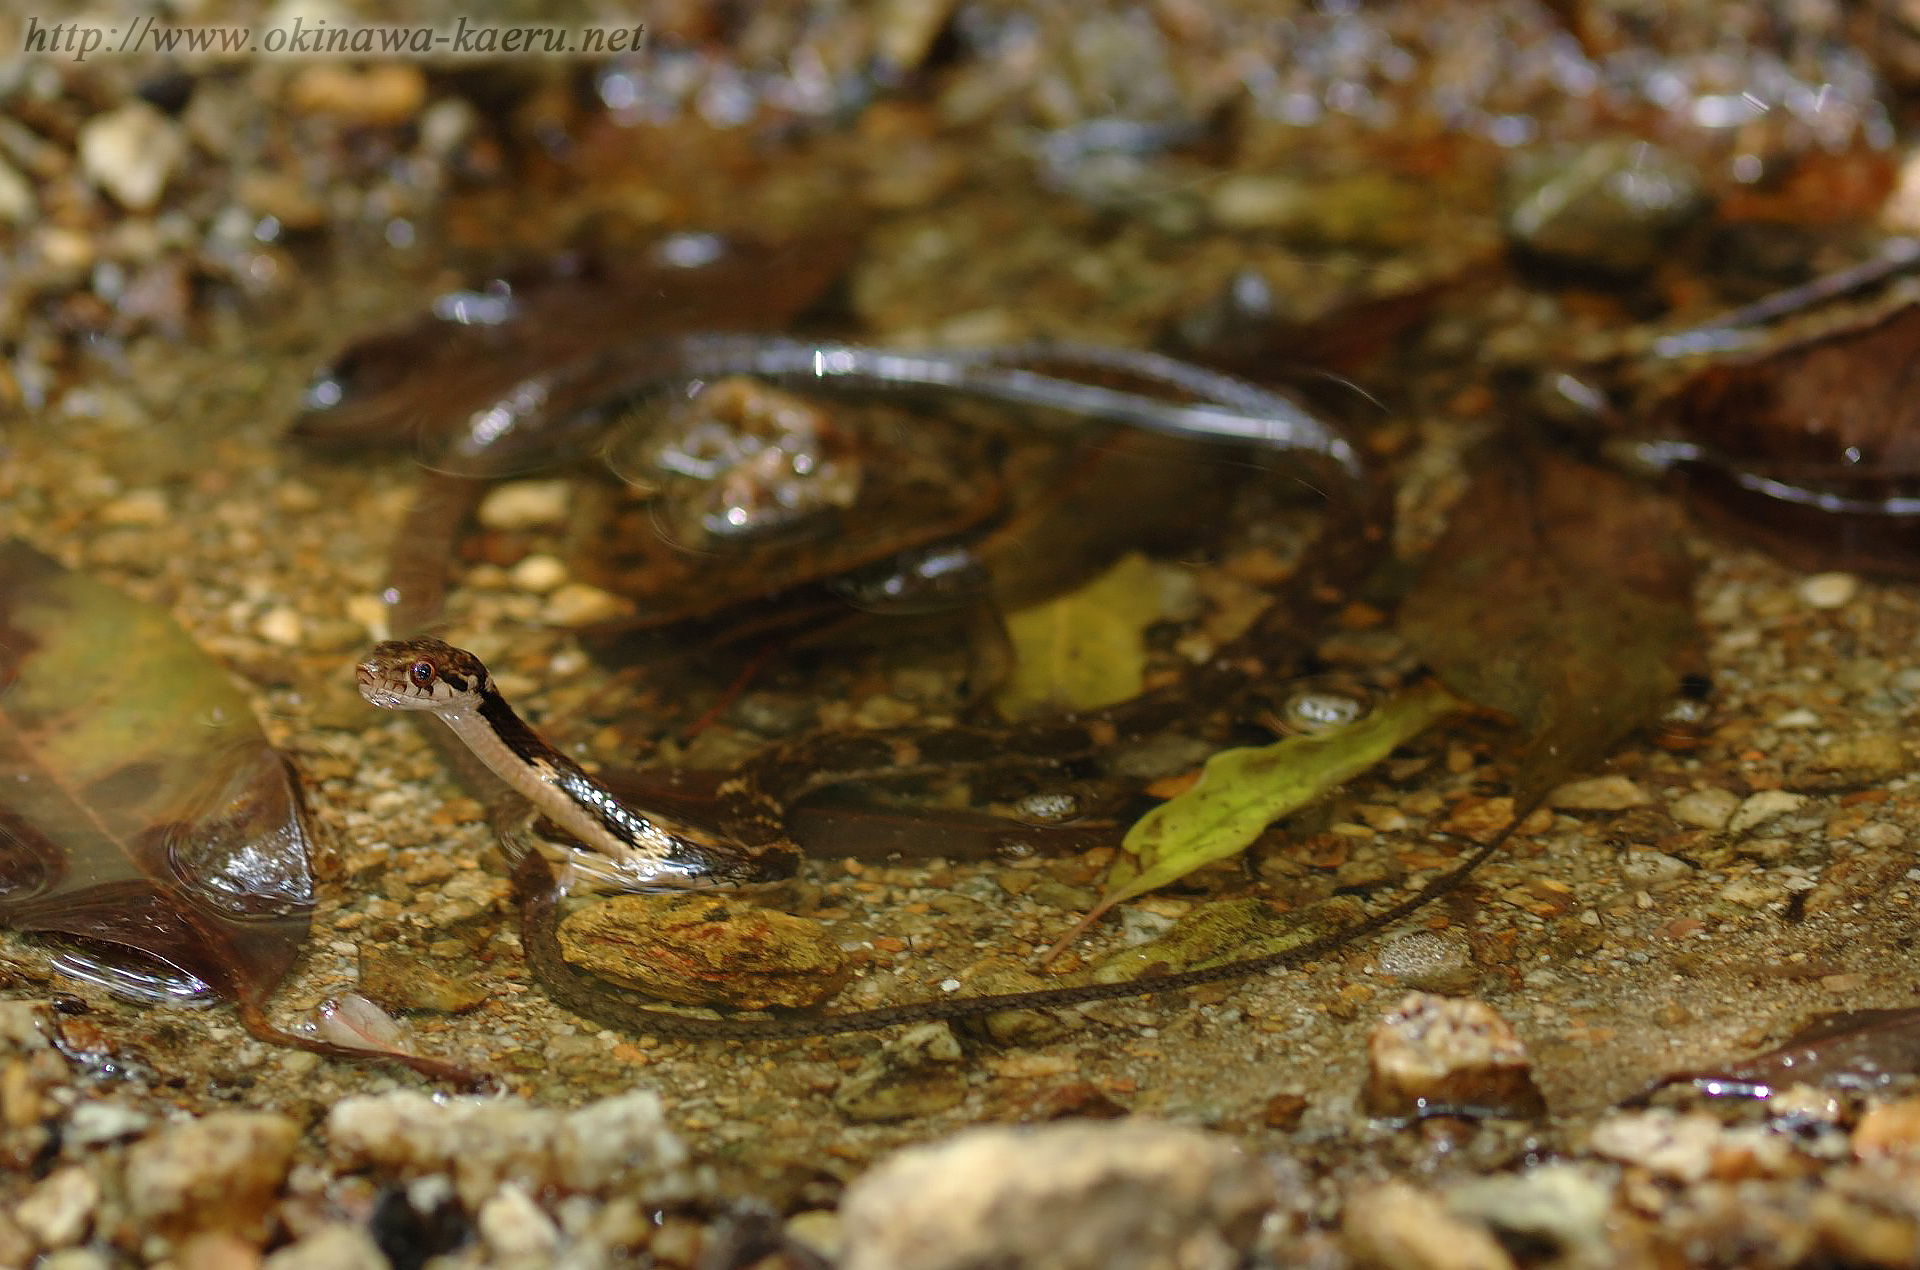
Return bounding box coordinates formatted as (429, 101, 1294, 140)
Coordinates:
(1056, 679, 1462, 949)
(994, 551, 1178, 717)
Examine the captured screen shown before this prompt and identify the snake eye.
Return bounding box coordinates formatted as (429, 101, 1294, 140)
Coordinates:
(408, 661, 435, 688)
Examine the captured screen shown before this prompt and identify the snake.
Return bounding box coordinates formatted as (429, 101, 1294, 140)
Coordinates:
(352, 470, 1516, 1042)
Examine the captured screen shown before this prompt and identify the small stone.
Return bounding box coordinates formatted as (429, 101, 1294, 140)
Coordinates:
(1445, 1164, 1612, 1262)
(1799, 572, 1859, 609)
(1588, 1108, 1725, 1182)
(1505, 138, 1708, 276)
(0, 157, 33, 223)
(1853, 1096, 1920, 1157)
(833, 1023, 968, 1124)
(559, 894, 848, 1009)
(79, 102, 187, 211)
(1727, 790, 1809, 835)
(257, 606, 305, 647)
(288, 64, 427, 126)
(477, 479, 573, 529)
(1811, 734, 1908, 781)
(65, 1100, 151, 1146)
(508, 553, 569, 593)
(1343, 1182, 1516, 1270)
(477, 1184, 559, 1260)
(100, 489, 170, 527)
(123, 1111, 300, 1236)
(838, 1119, 1271, 1270)
(236, 172, 327, 232)
(15, 1165, 98, 1249)
(1375, 930, 1476, 994)
(1362, 992, 1546, 1121)
(1548, 775, 1648, 811)
(1856, 822, 1907, 849)
(262, 1223, 389, 1270)
(328, 1090, 688, 1209)
(542, 582, 634, 627)
(1670, 787, 1739, 830)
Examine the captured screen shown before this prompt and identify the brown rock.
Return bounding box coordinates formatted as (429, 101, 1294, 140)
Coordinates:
(559, 893, 848, 1009)
(1344, 1182, 1516, 1270)
(1362, 993, 1546, 1121)
(123, 1111, 299, 1237)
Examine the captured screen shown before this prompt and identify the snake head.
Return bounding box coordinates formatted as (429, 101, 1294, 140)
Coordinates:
(358, 637, 490, 711)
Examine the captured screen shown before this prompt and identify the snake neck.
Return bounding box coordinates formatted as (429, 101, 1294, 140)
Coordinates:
(436, 687, 791, 888)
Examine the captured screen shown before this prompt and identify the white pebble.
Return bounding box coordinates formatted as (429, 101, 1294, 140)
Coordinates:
(1726, 789, 1808, 835)
(257, 607, 305, 647)
(0, 157, 33, 223)
(98, 489, 168, 526)
(1771, 708, 1820, 729)
(78, 103, 186, 212)
(542, 583, 632, 627)
(478, 479, 573, 530)
(477, 1184, 560, 1259)
(1669, 787, 1738, 830)
(1548, 775, 1648, 811)
(509, 553, 569, 593)
(1799, 572, 1858, 609)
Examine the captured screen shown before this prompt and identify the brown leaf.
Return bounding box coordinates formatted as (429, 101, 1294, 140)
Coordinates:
(1634, 1007, 1920, 1103)
(0, 541, 482, 1084)
(1398, 452, 1701, 803)
(0, 540, 313, 1009)
(1643, 299, 1920, 577)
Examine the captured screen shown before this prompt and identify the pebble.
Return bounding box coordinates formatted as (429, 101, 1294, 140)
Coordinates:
(261, 1224, 389, 1270)
(1670, 787, 1739, 830)
(1587, 1109, 1727, 1183)
(1362, 992, 1546, 1121)
(477, 480, 573, 530)
(97, 488, 168, 526)
(123, 1111, 300, 1236)
(0, 157, 32, 223)
(326, 1090, 689, 1208)
(1548, 775, 1649, 811)
(257, 606, 305, 647)
(478, 1184, 561, 1260)
(833, 1023, 969, 1123)
(1852, 1096, 1920, 1157)
(1799, 572, 1859, 609)
(288, 64, 427, 127)
(1444, 1165, 1612, 1262)
(1375, 929, 1477, 994)
(1343, 1182, 1516, 1270)
(1726, 790, 1809, 835)
(508, 553, 569, 593)
(78, 102, 187, 211)
(1504, 138, 1708, 276)
(559, 894, 848, 1009)
(838, 1119, 1271, 1270)
(15, 1165, 98, 1249)
(65, 1100, 152, 1146)
(542, 582, 634, 627)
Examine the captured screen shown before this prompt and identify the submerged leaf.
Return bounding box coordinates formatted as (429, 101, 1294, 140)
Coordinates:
(0, 540, 313, 1008)
(1049, 679, 1460, 953)
(1638, 298, 1920, 577)
(1634, 1007, 1920, 1103)
(1398, 453, 1701, 803)
(995, 553, 1178, 717)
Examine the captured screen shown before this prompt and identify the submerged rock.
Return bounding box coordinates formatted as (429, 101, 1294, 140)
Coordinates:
(1363, 992, 1546, 1121)
(558, 893, 848, 1009)
(1505, 138, 1708, 277)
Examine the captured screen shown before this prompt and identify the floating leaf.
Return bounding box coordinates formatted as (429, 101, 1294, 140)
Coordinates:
(1398, 452, 1701, 804)
(1049, 679, 1461, 954)
(0, 541, 478, 1083)
(995, 552, 1177, 718)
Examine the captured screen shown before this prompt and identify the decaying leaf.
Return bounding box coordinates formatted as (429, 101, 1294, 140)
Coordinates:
(1398, 452, 1701, 803)
(0, 541, 478, 1083)
(1633, 1007, 1920, 1103)
(1048, 678, 1462, 954)
(995, 552, 1180, 718)
(1640, 298, 1920, 577)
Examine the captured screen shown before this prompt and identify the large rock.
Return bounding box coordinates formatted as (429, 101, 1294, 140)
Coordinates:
(838, 1119, 1272, 1270)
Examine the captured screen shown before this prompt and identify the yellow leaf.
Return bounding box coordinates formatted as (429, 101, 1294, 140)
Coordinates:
(994, 552, 1175, 718)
